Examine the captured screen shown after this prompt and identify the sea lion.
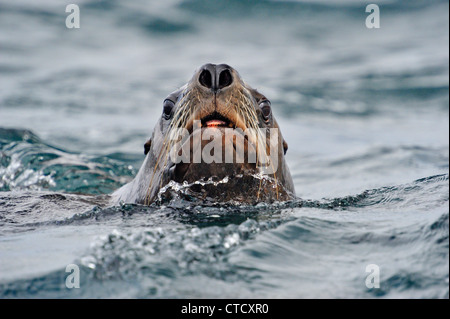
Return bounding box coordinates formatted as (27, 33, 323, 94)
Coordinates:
(112, 63, 295, 204)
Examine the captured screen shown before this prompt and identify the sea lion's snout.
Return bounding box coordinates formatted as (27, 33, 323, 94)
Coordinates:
(198, 63, 234, 93)
(170, 64, 251, 135)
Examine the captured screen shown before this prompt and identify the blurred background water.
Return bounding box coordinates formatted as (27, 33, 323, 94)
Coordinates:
(0, 0, 448, 298)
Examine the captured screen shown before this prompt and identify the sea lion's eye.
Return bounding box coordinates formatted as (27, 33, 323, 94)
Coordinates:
(259, 100, 271, 122)
(162, 99, 174, 120)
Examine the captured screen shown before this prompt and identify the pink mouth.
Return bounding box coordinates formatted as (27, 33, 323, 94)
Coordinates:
(205, 119, 227, 127)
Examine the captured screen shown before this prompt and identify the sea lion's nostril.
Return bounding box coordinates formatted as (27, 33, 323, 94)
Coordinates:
(199, 64, 232, 92)
(199, 69, 213, 89)
(218, 69, 233, 89)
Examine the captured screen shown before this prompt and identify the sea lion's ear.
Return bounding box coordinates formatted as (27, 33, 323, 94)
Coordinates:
(283, 140, 288, 155)
(144, 138, 152, 155)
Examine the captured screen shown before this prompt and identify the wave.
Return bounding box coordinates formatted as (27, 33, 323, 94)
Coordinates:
(1, 129, 447, 298)
(0, 128, 137, 194)
(1, 197, 447, 298)
(1, 127, 447, 228)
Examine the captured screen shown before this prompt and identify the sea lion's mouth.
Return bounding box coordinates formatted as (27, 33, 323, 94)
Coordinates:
(170, 110, 258, 183)
(184, 111, 245, 135)
(201, 112, 235, 129)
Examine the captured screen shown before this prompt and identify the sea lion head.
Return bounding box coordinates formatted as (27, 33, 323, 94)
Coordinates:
(114, 64, 295, 204)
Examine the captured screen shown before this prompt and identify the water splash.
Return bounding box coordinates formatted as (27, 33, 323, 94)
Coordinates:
(0, 128, 136, 194)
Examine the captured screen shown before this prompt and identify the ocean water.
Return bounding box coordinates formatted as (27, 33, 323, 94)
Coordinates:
(0, 0, 448, 298)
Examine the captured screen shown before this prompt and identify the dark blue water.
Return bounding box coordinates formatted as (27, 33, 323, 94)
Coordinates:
(0, 0, 448, 298)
